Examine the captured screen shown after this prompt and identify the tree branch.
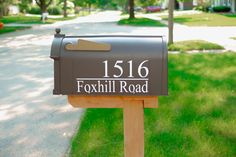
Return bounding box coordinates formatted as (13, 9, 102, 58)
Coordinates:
(35, 0, 41, 6)
(46, 0, 53, 8)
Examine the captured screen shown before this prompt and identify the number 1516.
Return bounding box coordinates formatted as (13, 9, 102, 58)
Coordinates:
(103, 60, 149, 78)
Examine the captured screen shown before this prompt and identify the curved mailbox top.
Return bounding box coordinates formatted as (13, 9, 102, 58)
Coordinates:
(51, 34, 168, 96)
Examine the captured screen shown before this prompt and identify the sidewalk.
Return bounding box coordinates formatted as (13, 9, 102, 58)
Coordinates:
(141, 13, 236, 51)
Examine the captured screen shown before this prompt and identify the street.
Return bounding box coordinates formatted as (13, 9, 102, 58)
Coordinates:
(0, 11, 236, 157)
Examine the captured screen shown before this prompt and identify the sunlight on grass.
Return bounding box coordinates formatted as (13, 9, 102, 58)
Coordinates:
(168, 40, 224, 52)
(0, 26, 31, 34)
(118, 18, 166, 27)
(70, 53, 236, 157)
(0, 15, 76, 24)
(161, 13, 236, 26)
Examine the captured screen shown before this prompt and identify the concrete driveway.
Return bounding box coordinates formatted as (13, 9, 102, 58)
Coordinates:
(0, 10, 236, 157)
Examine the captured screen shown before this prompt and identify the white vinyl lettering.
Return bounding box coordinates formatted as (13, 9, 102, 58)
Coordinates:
(77, 81, 84, 92)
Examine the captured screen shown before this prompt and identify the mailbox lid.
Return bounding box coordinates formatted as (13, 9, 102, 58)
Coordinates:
(54, 35, 167, 96)
(62, 36, 163, 57)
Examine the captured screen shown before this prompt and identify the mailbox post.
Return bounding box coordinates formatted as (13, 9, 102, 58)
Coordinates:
(51, 29, 168, 157)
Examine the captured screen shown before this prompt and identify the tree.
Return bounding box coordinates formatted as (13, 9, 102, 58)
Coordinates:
(35, 0, 53, 13)
(86, 0, 96, 13)
(139, 0, 158, 7)
(63, 0, 67, 17)
(0, 0, 17, 18)
(128, 0, 135, 19)
(75, 0, 95, 13)
(19, 0, 31, 13)
(168, 0, 174, 44)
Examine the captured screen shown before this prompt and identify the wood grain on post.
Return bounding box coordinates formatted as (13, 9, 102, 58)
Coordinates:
(124, 100, 144, 157)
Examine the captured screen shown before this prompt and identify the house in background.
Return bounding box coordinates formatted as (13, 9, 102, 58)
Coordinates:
(161, 0, 236, 12)
(178, 0, 197, 10)
(161, 0, 197, 10)
(211, 0, 236, 12)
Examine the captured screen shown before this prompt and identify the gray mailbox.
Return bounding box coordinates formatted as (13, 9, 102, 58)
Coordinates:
(50, 29, 168, 96)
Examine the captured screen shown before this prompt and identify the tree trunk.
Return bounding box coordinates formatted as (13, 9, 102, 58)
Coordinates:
(128, 0, 135, 19)
(41, 5, 47, 13)
(88, 3, 91, 13)
(123, 0, 129, 14)
(0, 6, 3, 18)
(63, 0, 67, 18)
(168, 0, 174, 45)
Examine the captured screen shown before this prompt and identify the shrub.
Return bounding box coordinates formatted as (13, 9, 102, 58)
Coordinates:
(48, 6, 63, 15)
(0, 22, 4, 30)
(194, 5, 209, 12)
(213, 6, 231, 12)
(28, 6, 41, 14)
(59, 1, 75, 14)
(19, 3, 30, 13)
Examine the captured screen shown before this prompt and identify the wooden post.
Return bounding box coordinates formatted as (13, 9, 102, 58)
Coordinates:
(124, 101, 144, 157)
(68, 95, 158, 157)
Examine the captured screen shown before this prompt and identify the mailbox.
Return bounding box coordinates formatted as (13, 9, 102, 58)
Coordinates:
(50, 29, 168, 96)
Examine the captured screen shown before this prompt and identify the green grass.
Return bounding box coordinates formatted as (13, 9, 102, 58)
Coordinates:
(161, 13, 236, 26)
(0, 15, 76, 24)
(0, 26, 31, 34)
(230, 37, 236, 40)
(70, 52, 236, 157)
(168, 40, 224, 52)
(118, 18, 166, 27)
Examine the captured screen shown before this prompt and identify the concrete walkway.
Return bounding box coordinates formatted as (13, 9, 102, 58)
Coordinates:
(0, 10, 236, 157)
(141, 12, 236, 51)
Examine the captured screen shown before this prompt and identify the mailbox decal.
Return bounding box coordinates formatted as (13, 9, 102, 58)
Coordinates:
(76, 59, 150, 94)
(51, 34, 168, 96)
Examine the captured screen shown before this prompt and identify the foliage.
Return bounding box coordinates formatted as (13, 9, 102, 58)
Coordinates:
(193, 5, 209, 12)
(70, 52, 236, 157)
(59, 1, 75, 14)
(48, 6, 63, 15)
(138, 0, 160, 7)
(193, 0, 211, 12)
(18, 0, 31, 13)
(28, 6, 41, 14)
(213, 6, 231, 12)
(168, 40, 224, 52)
(35, 0, 53, 13)
(161, 13, 236, 26)
(118, 18, 166, 27)
(0, 22, 3, 29)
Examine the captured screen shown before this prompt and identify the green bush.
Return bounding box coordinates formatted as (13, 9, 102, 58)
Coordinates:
(28, 6, 41, 14)
(213, 6, 231, 12)
(19, 3, 30, 13)
(48, 6, 62, 15)
(193, 5, 209, 12)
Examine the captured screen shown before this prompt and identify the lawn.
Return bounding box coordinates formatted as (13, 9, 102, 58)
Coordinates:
(70, 52, 236, 157)
(0, 26, 31, 34)
(161, 13, 236, 26)
(231, 37, 236, 40)
(118, 18, 166, 27)
(168, 40, 224, 52)
(0, 15, 76, 24)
